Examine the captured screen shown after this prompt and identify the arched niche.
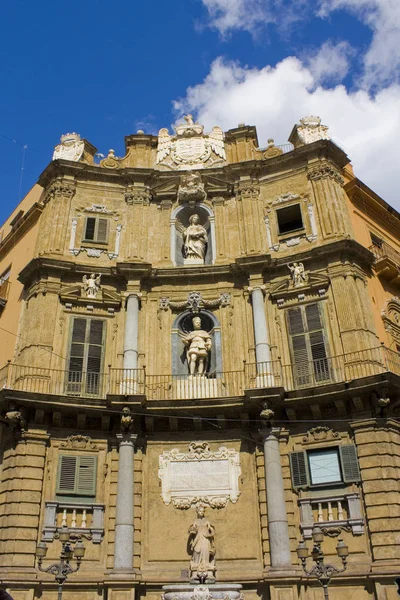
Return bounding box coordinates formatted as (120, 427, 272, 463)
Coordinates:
(170, 203, 216, 266)
(382, 297, 400, 346)
(171, 310, 222, 376)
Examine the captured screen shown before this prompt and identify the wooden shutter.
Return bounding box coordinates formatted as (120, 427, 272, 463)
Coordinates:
(289, 451, 310, 488)
(57, 455, 97, 496)
(86, 320, 104, 395)
(339, 444, 361, 483)
(76, 456, 97, 496)
(287, 308, 310, 386)
(57, 455, 78, 494)
(84, 217, 96, 241)
(96, 218, 109, 243)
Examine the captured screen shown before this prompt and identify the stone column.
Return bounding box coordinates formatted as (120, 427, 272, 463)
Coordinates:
(261, 427, 292, 569)
(123, 294, 140, 371)
(114, 432, 137, 570)
(249, 286, 272, 384)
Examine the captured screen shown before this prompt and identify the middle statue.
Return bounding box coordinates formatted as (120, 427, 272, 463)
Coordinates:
(181, 316, 212, 376)
(182, 214, 208, 263)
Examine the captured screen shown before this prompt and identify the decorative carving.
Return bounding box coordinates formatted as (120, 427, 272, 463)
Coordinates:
(260, 402, 274, 421)
(235, 179, 259, 199)
(296, 116, 330, 145)
(52, 133, 84, 162)
(285, 237, 301, 247)
(121, 406, 134, 433)
(159, 291, 230, 313)
(381, 297, 400, 343)
(156, 115, 226, 170)
(288, 262, 308, 287)
(321, 526, 352, 538)
(188, 503, 216, 582)
(82, 273, 101, 298)
(307, 162, 344, 185)
(84, 204, 113, 214)
(60, 435, 98, 450)
(45, 179, 76, 203)
(192, 585, 213, 600)
(100, 149, 120, 169)
(176, 214, 208, 264)
(180, 316, 212, 376)
(125, 186, 152, 205)
(177, 172, 206, 206)
(263, 138, 283, 159)
(302, 426, 340, 443)
(273, 192, 300, 205)
(3, 404, 27, 431)
(158, 442, 241, 508)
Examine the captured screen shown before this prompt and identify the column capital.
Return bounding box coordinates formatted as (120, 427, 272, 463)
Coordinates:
(116, 433, 138, 447)
(247, 284, 266, 294)
(259, 426, 289, 442)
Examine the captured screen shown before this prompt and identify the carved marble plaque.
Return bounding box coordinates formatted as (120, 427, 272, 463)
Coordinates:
(158, 442, 241, 508)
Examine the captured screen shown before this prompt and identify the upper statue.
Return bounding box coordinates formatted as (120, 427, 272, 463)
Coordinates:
(156, 115, 226, 171)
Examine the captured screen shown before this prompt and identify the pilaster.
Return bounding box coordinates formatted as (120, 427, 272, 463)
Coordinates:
(234, 179, 263, 255)
(124, 186, 152, 260)
(37, 178, 76, 255)
(0, 428, 49, 571)
(307, 160, 353, 240)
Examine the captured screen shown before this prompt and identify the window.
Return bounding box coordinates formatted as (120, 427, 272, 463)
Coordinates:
(290, 445, 360, 489)
(83, 217, 109, 244)
(0, 267, 11, 302)
(286, 304, 330, 387)
(57, 454, 97, 498)
(276, 204, 304, 235)
(370, 232, 383, 248)
(67, 318, 105, 396)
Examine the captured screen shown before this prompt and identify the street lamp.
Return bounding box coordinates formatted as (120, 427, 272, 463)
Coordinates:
(36, 528, 86, 600)
(296, 526, 349, 600)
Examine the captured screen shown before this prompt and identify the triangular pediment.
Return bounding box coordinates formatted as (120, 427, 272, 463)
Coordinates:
(270, 272, 330, 306)
(59, 285, 121, 307)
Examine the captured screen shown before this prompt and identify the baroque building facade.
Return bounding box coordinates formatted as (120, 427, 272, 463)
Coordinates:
(0, 116, 400, 600)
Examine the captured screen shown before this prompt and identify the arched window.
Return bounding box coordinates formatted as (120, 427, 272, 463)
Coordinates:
(170, 203, 216, 266)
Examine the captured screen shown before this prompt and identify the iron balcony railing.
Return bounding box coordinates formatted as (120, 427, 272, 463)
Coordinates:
(1, 346, 400, 400)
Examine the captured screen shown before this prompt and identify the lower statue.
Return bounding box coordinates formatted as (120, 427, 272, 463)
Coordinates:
(188, 504, 216, 582)
(181, 316, 212, 376)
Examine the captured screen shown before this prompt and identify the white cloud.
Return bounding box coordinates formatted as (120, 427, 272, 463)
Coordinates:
(174, 56, 400, 209)
(200, 0, 400, 89)
(306, 41, 354, 85)
(317, 0, 400, 87)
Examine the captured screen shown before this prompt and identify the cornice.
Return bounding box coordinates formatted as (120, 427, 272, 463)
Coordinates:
(0, 203, 43, 259)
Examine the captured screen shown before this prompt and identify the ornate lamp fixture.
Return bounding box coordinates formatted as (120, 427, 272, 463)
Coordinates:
(36, 527, 86, 600)
(296, 526, 348, 600)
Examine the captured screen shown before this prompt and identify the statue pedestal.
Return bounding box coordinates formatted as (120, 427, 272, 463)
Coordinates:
(176, 376, 222, 399)
(184, 257, 204, 265)
(162, 583, 242, 600)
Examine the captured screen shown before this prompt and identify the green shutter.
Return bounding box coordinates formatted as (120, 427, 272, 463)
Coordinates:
(77, 455, 97, 496)
(289, 451, 310, 489)
(339, 444, 361, 483)
(287, 308, 310, 386)
(57, 455, 97, 497)
(96, 218, 109, 243)
(84, 217, 96, 241)
(57, 455, 78, 494)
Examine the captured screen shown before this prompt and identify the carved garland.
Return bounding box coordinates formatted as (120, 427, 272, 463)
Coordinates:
(159, 290, 231, 313)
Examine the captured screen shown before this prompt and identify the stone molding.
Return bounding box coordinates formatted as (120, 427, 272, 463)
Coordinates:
(59, 435, 98, 451)
(44, 179, 77, 204)
(159, 290, 231, 313)
(125, 186, 152, 205)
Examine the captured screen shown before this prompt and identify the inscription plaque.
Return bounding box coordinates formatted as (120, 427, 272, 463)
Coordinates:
(158, 442, 241, 509)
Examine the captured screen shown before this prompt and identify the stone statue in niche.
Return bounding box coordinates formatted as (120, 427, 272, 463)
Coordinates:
(82, 273, 101, 298)
(288, 262, 307, 287)
(177, 214, 208, 264)
(181, 316, 212, 376)
(188, 503, 216, 582)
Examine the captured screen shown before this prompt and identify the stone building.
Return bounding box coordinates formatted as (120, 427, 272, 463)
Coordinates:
(0, 116, 399, 600)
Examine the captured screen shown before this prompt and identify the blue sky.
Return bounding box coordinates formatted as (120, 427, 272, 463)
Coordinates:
(1, 0, 399, 225)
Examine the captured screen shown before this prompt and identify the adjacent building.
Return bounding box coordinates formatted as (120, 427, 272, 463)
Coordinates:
(0, 115, 399, 600)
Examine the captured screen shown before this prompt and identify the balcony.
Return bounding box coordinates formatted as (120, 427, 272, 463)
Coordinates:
(370, 241, 400, 283)
(299, 492, 364, 538)
(1, 346, 399, 401)
(42, 501, 104, 543)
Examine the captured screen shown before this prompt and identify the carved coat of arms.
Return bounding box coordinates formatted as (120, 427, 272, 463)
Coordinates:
(53, 132, 84, 162)
(156, 115, 226, 170)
